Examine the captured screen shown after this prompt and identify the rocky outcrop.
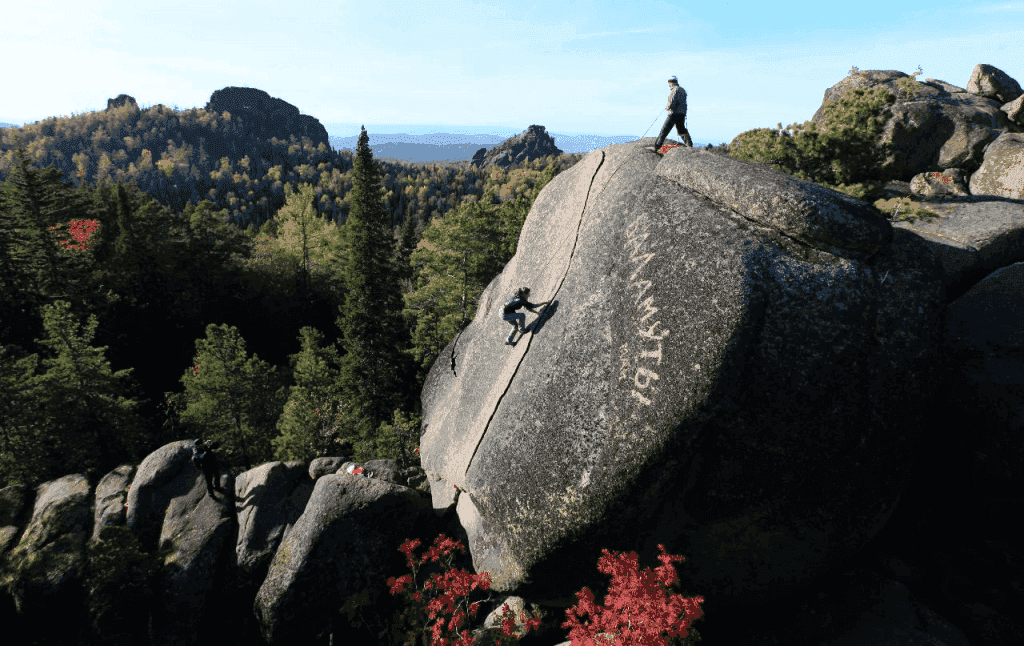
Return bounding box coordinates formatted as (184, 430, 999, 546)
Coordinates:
(417, 135, 1022, 644)
(204, 86, 330, 151)
(105, 94, 138, 112)
(968, 131, 1024, 200)
(4, 475, 92, 623)
(421, 139, 951, 615)
(808, 64, 1024, 182)
(471, 125, 563, 172)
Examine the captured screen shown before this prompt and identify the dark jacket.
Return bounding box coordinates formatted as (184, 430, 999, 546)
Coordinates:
(192, 445, 218, 472)
(502, 296, 537, 315)
(667, 85, 687, 114)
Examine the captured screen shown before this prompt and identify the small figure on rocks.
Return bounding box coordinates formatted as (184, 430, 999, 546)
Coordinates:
(501, 287, 544, 345)
(191, 438, 221, 497)
(652, 75, 693, 151)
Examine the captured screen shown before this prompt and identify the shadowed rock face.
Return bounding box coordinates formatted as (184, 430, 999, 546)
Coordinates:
(253, 473, 434, 644)
(418, 139, 957, 619)
(204, 86, 330, 151)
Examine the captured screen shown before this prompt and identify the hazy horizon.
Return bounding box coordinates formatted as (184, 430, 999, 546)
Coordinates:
(1, 1, 1022, 145)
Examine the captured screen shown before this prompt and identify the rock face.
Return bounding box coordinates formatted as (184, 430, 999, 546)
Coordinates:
(968, 131, 1024, 200)
(253, 472, 432, 644)
(106, 94, 138, 111)
(808, 65, 1024, 182)
(471, 125, 563, 172)
(204, 86, 330, 151)
(4, 475, 92, 623)
(966, 63, 1024, 104)
(419, 139, 952, 618)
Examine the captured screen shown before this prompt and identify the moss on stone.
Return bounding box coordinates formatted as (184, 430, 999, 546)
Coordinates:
(727, 70, 927, 202)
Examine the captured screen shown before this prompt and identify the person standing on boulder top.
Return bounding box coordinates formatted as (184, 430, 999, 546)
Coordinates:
(192, 438, 221, 497)
(651, 75, 693, 151)
(501, 287, 542, 345)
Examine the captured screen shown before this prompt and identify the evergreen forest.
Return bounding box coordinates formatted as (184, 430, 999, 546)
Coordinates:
(0, 101, 587, 492)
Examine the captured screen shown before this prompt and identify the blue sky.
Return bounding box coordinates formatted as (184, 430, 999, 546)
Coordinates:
(1, 0, 1022, 147)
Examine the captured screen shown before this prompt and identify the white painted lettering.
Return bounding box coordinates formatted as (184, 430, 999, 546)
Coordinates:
(639, 342, 664, 365)
(634, 367, 660, 389)
(629, 252, 655, 282)
(631, 279, 653, 305)
(638, 321, 669, 341)
(631, 389, 652, 405)
(637, 296, 658, 328)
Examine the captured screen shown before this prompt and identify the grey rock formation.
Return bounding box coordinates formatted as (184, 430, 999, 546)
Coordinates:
(253, 472, 434, 644)
(204, 86, 330, 151)
(968, 131, 1024, 199)
(126, 440, 237, 646)
(808, 65, 1024, 182)
(92, 464, 135, 541)
(471, 125, 563, 173)
(6, 475, 92, 621)
(234, 461, 311, 589)
(106, 94, 138, 111)
(966, 63, 1024, 104)
(420, 140, 949, 619)
(909, 168, 971, 198)
(419, 136, 1023, 645)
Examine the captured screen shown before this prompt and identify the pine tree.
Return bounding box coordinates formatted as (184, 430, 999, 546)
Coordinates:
(85, 179, 173, 311)
(0, 300, 150, 488)
(272, 326, 355, 463)
(265, 182, 347, 300)
(175, 324, 291, 471)
(403, 190, 506, 377)
(334, 127, 414, 460)
(0, 144, 105, 344)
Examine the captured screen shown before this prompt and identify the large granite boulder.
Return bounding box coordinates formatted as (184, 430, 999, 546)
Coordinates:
(234, 460, 311, 590)
(472, 125, 563, 173)
(968, 131, 1024, 200)
(91, 464, 135, 541)
(204, 86, 330, 151)
(3, 475, 92, 641)
(125, 440, 238, 646)
(808, 65, 1024, 180)
(418, 139, 958, 621)
(966, 63, 1024, 104)
(252, 472, 438, 644)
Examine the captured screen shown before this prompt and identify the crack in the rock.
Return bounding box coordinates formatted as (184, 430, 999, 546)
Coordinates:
(466, 151, 608, 476)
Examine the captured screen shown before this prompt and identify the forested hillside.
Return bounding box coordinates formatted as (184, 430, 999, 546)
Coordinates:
(0, 103, 586, 493)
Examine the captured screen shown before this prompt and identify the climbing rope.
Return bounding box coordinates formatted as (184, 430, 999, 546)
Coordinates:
(447, 109, 678, 370)
(516, 109, 671, 290)
(597, 108, 671, 194)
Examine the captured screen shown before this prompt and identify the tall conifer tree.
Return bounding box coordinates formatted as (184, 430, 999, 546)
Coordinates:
(0, 145, 103, 340)
(334, 127, 413, 458)
(176, 324, 291, 470)
(0, 300, 149, 488)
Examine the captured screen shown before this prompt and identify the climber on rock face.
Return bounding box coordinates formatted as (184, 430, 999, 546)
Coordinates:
(500, 287, 544, 345)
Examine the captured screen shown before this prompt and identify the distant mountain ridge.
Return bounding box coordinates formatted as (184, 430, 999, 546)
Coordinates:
(328, 131, 713, 164)
(2, 117, 711, 164)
